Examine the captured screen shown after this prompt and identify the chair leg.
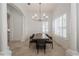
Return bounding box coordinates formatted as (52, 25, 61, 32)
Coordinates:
(37, 49, 39, 54)
(44, 46, 46, 54)
(52, 43, 53, 48)
(44, 49, 46, 54)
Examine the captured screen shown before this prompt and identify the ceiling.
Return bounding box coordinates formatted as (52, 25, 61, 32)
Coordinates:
(12, 3, 70, 14)
(25, 3, 57, 13)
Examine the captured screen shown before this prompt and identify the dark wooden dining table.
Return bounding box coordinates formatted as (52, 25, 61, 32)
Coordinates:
(29, 34, 53, 54)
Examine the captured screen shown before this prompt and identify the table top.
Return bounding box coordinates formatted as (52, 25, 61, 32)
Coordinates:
(32, 34, 49, 40)
(30, 34, 53, 44)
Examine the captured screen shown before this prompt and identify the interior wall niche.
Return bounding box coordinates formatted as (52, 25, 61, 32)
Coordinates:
(7, 4, 24, 41)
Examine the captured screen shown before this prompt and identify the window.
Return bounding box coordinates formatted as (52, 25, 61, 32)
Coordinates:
(42, 22, 48, 33)
(53, 14, 67, 38)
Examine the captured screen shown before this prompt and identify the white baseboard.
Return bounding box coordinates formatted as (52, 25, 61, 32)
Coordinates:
(65, 49, 79, 56)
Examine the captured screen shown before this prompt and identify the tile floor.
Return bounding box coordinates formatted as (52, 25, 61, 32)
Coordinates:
(9, 40, 66, 56)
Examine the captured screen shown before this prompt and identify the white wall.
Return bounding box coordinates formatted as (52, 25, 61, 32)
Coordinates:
(52, 4, 71, 49)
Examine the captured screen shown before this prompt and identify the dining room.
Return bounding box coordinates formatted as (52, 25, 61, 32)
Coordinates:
(0, 3, 78, 56)
(6, 3, 72, 56)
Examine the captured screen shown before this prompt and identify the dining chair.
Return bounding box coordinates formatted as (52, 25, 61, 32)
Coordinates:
(45, 34, 53, 48)
(29, 34, 35, 48)
(36, 39, 46, 54)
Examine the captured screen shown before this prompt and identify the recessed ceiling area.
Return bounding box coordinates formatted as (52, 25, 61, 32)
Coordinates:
(13, 3, 70, 14)
(25, 3, 70, 13)
(26, 3, 57, 12)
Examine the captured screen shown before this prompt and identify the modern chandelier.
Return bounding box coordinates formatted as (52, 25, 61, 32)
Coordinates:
(32, 3, 49, 21)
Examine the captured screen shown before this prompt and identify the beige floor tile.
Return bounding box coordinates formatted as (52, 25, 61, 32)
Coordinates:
(9, 40, 65, 56)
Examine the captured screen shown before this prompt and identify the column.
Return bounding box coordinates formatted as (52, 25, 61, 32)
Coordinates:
(70, 3, 77, 51)
(66, 3, 79, 56)
(0, 3, 12, 56)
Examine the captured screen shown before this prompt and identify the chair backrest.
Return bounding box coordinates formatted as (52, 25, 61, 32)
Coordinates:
(30, 34, 35, 39)
(35, 33, 42, 37)
(45, 34, 52, 40)
(36, 39, 46, 45)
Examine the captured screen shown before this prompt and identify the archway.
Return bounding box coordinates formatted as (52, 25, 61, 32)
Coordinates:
(7, 4, 24, 46)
